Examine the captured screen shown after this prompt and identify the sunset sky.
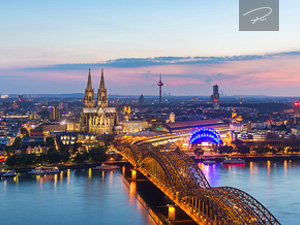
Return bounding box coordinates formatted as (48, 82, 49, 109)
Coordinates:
(1, 0, 300, 96)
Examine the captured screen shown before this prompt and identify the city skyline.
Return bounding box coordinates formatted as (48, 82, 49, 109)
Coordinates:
(1, 1, 299, 225)
(1, 0, 300, 96)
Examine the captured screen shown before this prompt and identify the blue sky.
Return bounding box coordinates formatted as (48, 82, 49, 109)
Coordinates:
(1, 0, 300, 96)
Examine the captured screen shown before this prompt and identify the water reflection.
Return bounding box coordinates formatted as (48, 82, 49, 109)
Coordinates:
(198, 160, 300, 225)
(1, 161, 299, 225)
(54, 174, 57, 189)
(130, 181, 137, 196)
(109, 170, 113, 186)
(0, 169, 155, 225)
(13, 175, 19, 184)
(227, 165, 231, 173)
(67, 169, 70, 184)
(284, 160, 287, 174)
(88, 168, 92, 178)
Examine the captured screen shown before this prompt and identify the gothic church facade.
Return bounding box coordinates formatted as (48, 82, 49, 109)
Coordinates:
(80, 69, 118, 135)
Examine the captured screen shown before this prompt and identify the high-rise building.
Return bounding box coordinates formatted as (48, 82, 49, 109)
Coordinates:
(294, 102, 300, 124)
(18, 95, 23, 102)
(169, 112, 175, 123)
(49, 106, 60, 121)
(157, 74, 164, 103)
(139, 94, 144, 104)
(294, 102, 300, 116)
(80, 69, 118, 135)
(210, 84, 220, 110)
(12, 101, 17, 110)
(59, 101, 63, 110)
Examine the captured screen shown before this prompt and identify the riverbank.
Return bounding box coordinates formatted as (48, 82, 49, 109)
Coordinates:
(193, 154, 300, 162)
(0, 160, 128, 173)
(3, 153, 300, 172)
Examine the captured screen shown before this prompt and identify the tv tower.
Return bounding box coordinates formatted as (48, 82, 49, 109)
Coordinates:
(157, 74, 164, 103)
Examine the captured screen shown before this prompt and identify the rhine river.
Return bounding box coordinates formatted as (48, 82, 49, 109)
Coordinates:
(0, 160, 299, 225)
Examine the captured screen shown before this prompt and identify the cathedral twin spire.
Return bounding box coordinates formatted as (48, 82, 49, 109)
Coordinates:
(84, 69, 108, 108)
(86, 68, 93, 91)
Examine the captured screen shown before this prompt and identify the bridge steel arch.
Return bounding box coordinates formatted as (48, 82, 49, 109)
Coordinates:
(213, 187, 281, 224)
(146, 145, 192, 193)
(172, 148, 211, 189)
(139, 149, 178, 193)
(118, 141, 281, 225)
(122, 145, 138, 166)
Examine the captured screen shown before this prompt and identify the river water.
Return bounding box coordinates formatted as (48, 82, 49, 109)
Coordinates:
(0, 169, 154, 225)
(0, 160, 298, 225)
(200, 159, 299, 225)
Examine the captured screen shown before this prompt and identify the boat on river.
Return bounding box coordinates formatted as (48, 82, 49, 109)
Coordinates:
(93, 164, 120, 170)
(203, 160, 217, 165)
(223, 158, 245, 164)
(28, 167, 59, 175)
(1, 170, 16, 177)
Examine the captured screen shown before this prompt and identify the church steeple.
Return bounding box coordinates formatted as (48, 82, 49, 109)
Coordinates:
(100, 69, 105, 90)
(83, 68, 95, 108)
(87, 68, 93, 91)
(97, 69, 108, 108)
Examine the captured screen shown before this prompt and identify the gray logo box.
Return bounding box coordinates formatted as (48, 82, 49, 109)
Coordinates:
(239, 0, 279, 31)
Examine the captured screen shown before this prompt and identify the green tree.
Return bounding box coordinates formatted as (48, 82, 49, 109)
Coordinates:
(20, 127, 29, 138)
(6, 155, 18, 166)
(277, 147, 284, 153)
(218, 145, 233, 154)
(74, 152, 89, 163)
(4, 145, 14, 156)
(287, 147, 300, 153)
(101, 134, 115, 149)
(12, 137, 22, 150)
(47, 147, 57, 154)
(21, 153, 36, 165)
(6, 154, 37, 166)
(255, 146, 271, 155)
(72, 142, 81, 154)
(238, 146, 250, 154)
(36, 153, 48, 164)
(46, 137, 55, 147)
(60, 152, 70, 162)
(194, 147, 204, 158)
(89, 146, 107, 162)
(47, 150, 69, 163)
(255, 146, 265, 155)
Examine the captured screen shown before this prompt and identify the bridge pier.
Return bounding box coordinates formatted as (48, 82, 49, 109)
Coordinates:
(122, 164, 143, 181)
(168, 205, 176, 221)
(131, 169, 137, 180)
(122, 166, 126, 176)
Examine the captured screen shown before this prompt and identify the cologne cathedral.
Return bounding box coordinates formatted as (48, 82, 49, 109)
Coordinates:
(80, 69, 118, 135)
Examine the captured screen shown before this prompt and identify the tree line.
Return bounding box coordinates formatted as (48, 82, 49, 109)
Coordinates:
(6, 146, 107, 167)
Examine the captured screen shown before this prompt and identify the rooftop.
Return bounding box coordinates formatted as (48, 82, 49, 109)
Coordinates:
(164, 119, 226, 130)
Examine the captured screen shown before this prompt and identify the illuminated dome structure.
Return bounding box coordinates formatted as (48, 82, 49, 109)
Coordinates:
(189, 128, 223, 152)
